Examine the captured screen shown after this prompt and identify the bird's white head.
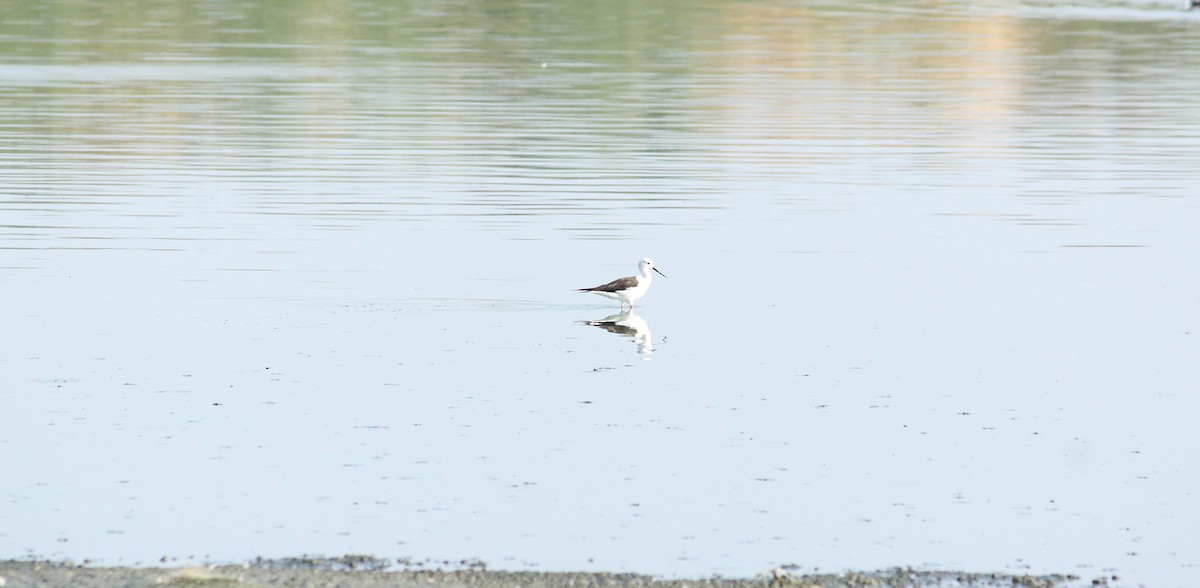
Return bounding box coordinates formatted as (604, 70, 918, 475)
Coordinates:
(639, 258, 667, 278)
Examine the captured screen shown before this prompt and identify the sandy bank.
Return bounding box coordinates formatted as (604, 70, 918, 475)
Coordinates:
(0, 557, 1078, 588)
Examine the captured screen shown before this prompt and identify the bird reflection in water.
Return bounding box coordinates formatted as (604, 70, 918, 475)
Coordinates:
(581, 309, 654, 356)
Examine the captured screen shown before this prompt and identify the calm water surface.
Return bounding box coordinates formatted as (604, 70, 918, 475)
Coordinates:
(3, 0, 1200, 585)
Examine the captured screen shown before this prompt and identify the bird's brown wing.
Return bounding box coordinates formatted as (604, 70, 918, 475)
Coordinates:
(578, 276, 638, 293)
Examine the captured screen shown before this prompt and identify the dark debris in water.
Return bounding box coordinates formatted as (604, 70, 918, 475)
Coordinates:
(251, 554, 394, 571)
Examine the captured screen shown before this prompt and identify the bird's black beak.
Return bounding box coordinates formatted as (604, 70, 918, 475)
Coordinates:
(653, 267, 667, 278)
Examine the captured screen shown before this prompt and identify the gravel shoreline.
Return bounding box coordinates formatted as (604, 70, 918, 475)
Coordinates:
(0, 557, 1079, 588)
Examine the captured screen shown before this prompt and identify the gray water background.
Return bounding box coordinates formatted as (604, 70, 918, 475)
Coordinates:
(3, 0, 1199, 584)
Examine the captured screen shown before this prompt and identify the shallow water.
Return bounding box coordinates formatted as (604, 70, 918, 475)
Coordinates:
(3, 0, 1200, 585)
